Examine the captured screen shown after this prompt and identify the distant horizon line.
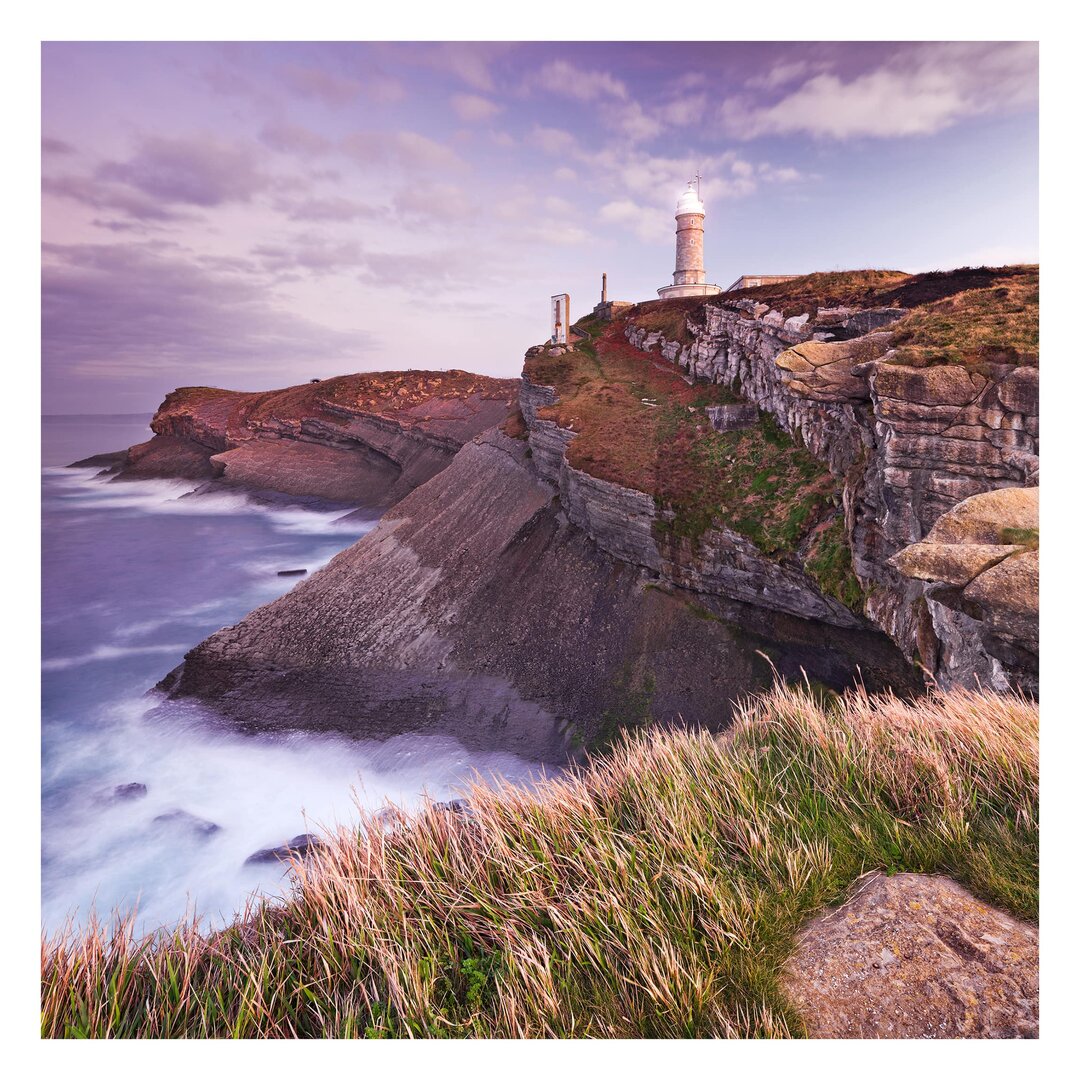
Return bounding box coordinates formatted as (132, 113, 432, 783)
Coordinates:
(42, 412, 153, 419)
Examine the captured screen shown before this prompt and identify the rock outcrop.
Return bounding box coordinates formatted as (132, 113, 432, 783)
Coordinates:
(624, 293, 1038, 693)
(163, 429, 919, 759)
(782, 872, 1038, 1038)
(92, 371, 520, 510)
(890, 487, 1038, 692)
(521, 375, 863, 630)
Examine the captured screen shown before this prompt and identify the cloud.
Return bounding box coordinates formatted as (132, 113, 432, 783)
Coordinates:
(601, 101, 662, 143)
(744, 60, 829, 92)
(553, 166, 577, 183)
(42, 241, 373, 385)
(97, 135, 270, 207)
(393, 182, 475, 223)
(356, 248, 482, 290)
(42, 137, 76, 155)
(396, 42, 507, 92)
(724, 42, 1037, 140)
(251, 234, 367, 277)
(599, 198, 668, 244)
(451, 93, 502, 122)
(282, 63, 406, 107)
(258, 122, 335, 158)
(591, 146, 811, 241)
(273, 194, 379, 222)
(530, 125, 578, 156)
(341, 130, 465, 171)
(528, 60, 627, 102)
(655, 93, 708, 127)
(43, 174, 195, 224)
(757, 163, 806, 184)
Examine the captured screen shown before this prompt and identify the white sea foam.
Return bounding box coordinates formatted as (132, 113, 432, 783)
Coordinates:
(42, 643, 190, 672)
(42, 451, 543, 937)
(42, 697, 548, 935)
(44, 468, 375, 539)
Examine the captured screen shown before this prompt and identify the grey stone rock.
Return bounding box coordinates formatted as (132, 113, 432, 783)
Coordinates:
(152, 809, 222, 838)
(244, 833, 322, 866)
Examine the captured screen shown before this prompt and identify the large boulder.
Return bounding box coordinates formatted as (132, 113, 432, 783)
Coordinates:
(774, 334, 889, 402)
(889, 487, 1038, 690)
(782, 872, 1038, 1038)
(919, 485, 1039, 546)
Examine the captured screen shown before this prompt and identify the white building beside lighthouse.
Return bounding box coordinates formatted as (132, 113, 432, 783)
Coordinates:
(657, 180, 722, 299)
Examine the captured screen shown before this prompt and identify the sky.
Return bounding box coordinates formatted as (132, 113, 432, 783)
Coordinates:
(41, 40, 1039, 414)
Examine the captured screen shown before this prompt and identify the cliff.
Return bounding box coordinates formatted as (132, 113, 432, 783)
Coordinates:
(163, 427, 917, 759)
(93, 370, 520, 509)
(157, 264, 1036, 755)
(615, 266, 1038, 692)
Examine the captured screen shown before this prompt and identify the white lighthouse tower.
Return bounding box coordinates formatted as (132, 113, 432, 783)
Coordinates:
(657, 178, 721, 299)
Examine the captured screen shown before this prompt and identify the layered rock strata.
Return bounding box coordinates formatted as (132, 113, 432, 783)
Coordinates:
(164, 429, 919, 758)
(94, 371, 520, 509)
(890, 487, 1038, 692)
(625, 302, 1038, 691)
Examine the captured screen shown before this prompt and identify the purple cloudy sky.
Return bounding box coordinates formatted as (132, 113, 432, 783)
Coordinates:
(41, 41, 1038, 414)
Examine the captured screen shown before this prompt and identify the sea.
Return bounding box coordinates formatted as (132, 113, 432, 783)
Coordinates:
(41, 415, 545, 936)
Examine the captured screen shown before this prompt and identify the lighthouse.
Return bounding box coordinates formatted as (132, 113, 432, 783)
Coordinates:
(657, 178, 721, 299)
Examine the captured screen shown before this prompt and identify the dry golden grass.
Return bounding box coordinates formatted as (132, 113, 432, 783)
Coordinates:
(623, 266, 1039, 369)
(888, 266, 1039, 367)
(42, 683, 1037, 1039)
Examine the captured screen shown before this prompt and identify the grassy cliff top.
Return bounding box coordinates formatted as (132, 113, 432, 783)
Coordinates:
(42, 683, 1037, 1038)
(161, 370, 519, 422)
(628, 264, 1039, 368)
(154, 370, 520, 444)
(524, 318, 839, 558)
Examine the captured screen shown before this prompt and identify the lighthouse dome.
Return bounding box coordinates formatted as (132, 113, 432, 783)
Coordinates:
(675, 185, 705, 216)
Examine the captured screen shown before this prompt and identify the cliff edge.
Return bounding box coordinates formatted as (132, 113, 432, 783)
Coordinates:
(85, 369, 519, 510)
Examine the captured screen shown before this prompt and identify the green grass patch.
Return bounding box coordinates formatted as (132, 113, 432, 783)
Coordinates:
(999, 526, 1039, 550)
(523, 322, 837, 557)
(804, 514, 866, 613)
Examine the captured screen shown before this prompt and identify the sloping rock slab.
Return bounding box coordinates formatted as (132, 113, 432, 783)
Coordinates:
(782, 872, 1038, 1038)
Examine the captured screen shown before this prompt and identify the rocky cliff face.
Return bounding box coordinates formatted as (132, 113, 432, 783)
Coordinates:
(154, 269, 1036, 758)
(623, 293, 1038, 692)
(163, 427, 918, 759)
(100, 371, 520, 509)
(890, 487, 1038, 693)
(521, 374, 862, 629)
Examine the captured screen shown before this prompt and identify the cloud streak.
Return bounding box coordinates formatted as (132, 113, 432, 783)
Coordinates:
(723, 42, 1038, 139)
(42, 241, 374, 387)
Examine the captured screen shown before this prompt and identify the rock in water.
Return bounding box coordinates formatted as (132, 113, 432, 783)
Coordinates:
(113, 782, 147, 800)
(244, 833, 322, 866)
(782, 872, 1038, 1038)
(151, 809, 222, 838)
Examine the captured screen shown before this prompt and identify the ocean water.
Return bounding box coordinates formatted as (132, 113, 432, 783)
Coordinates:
(41, 416, 546, 936)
